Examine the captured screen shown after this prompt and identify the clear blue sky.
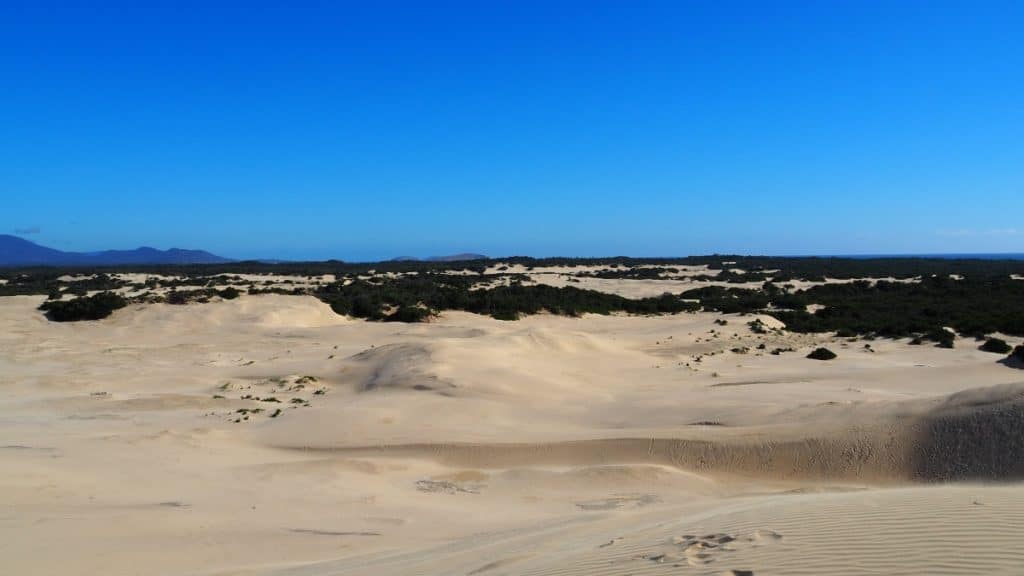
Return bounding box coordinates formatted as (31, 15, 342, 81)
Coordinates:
(2, 1, 1021, 261)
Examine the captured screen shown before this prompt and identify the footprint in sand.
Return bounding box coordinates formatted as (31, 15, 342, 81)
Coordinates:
(415, 479, 483, 494)
(653, 530, 781, 568)
(749, 529, 782, 544)
(575, 493, 660, 511)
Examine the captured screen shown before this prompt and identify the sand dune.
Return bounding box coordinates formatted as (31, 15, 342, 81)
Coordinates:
(274, 381, 1024, 483)
(2, 294, 1023, 575)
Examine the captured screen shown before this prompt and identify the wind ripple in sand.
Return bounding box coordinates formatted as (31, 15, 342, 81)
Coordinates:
(549, 486, 1022, 576)
(270, 484, 1024, 575)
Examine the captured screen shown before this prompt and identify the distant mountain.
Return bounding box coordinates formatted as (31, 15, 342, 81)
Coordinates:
(389, 253, 488, 263)
(0, 234, 68, 265)
(0, 235, 232, 267)
(426, 253, 488, 262)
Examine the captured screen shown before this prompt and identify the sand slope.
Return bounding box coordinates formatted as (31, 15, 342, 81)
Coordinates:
(2, 294, 1023, 575)
(275, 483, 1024, 576)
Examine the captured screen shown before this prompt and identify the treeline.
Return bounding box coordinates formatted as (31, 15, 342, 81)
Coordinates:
(316, 275, 699, 321)
(34, 287, 246, 321)
(0, 272, 132, 298)
(581, 267, 673, 280)
(0, 271, 310, 298)
(164, 287, 242, 305)
(500, 255, 1024, 280)
(6, 255, 1024, 288)
(10, 256, 1024, 332)
(686, 276, 1024, 339)
(0, 259, 489, 284)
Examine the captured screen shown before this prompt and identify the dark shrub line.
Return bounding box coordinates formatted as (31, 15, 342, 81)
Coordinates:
(315, 276, 700, 321)
(38, 292, 127, 321)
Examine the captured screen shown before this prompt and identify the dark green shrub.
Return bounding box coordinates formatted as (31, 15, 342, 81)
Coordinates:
(980, 337, 1012, 354)
(166, 290, 189, 305)
(385, 305, 432, 323)
(350, 295, 384, 319)
(999, 345, 1024, 369)
(315, 276, 698, 322)
(1009, 345, 1024, 364)
(748, 319, 768, 334)
(807, 347, 837, 360)
(927, 328, 955, 348)
(38, 292, 127, 322)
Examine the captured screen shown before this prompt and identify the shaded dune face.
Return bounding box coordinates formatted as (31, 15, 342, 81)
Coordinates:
(345, 343, 456, 393)
(912, 383, 1024, 481)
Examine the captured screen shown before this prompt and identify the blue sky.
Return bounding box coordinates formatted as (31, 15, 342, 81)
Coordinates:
(1, 1, 1021, 260)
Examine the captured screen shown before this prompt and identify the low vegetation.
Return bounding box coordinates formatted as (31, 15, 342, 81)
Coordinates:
(807, 347, 837, 361)
(1009, 345, 1024, 365)
(316, 275, 700, 321)
(980, 337, 1012, 354)
(691, 276, 1024, 340)
(166, 287, 241, 305)
(4, 257, 1022, 337)
(38, 292, 127, 321)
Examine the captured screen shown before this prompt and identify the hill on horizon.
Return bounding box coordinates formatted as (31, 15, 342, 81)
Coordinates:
(0, 235, 232, 267)
(391, 253, 489, 262)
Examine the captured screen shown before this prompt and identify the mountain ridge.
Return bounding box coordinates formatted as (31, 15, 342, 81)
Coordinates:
(0, 235, 232, 267)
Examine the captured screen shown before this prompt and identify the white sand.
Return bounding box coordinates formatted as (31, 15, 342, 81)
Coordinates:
(2, 293, 1023, 575)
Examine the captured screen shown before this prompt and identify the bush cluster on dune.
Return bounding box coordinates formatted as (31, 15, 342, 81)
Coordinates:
(980, 337, 1012, 354)
(38, 292, 127, 322)
(7, 256, 1024, 332)
(806, 347, 838, 361)
(316, 275, 700, 322)
(691, 275, 1024, 341)
(1009, 345, 1024, 365)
